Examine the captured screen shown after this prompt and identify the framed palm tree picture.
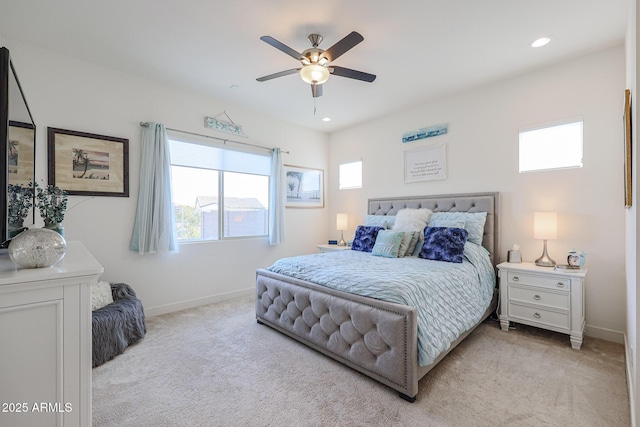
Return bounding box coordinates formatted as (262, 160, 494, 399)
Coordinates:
(284, 165, 324, 208)
(47, 127, 129, 197)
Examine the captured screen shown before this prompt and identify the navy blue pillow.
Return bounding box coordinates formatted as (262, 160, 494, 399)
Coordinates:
(419, 226, 469, 263)
(351, 225, 384, 252)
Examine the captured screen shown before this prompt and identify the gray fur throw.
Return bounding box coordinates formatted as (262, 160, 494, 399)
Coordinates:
(92, 282, 146, 368)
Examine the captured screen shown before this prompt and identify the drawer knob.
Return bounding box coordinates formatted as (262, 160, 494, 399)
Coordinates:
(557, 282, 565, 288)
(533, 295, 541, 300)
(512, 276, 519, 282)
(534, 312, 541, 319)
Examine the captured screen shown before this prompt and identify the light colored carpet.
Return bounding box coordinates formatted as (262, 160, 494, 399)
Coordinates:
(93, 295, 630, 427)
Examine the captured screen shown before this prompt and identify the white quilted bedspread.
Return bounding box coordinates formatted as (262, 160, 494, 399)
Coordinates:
(267, 243, 495, 366)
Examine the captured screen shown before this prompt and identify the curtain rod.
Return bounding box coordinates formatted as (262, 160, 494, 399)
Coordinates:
(139, 122, 289, 154)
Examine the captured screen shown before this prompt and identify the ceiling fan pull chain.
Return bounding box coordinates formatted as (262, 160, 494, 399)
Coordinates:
(313, 98, 317, 115)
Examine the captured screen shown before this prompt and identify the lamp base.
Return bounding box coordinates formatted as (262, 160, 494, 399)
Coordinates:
(535, 239, 556, 267)
(337, 231, 346, 246)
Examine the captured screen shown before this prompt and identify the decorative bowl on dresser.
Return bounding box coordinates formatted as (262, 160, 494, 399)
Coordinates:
(497, 261, 586, 349)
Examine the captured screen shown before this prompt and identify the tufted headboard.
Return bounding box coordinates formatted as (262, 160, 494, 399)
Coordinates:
(368, 192, 500, 267)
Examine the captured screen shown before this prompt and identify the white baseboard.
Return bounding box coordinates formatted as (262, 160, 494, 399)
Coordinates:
(585, 324, 625, 344)
(145, 288, 254, 317)
(625, 334, 636, 427)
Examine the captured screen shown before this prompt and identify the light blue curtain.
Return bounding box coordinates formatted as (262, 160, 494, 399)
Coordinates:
(268, 148, 285, 245)
(130, 123, 178, 254)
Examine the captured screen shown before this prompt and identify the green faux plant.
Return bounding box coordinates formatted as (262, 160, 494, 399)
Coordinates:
(7, 183, 34, 225)
(35, 182, 68, 225)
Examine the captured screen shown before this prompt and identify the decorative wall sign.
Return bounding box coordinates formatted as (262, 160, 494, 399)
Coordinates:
(404, 142, 447, 183)
(624, 89, 632, 208)
(204, 112, 247, 137)
(47, 127, 129, 197)
(284, 165, 324, 208)
(402, 123, 448, 143)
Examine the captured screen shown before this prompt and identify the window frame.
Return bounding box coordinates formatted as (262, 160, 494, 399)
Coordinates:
(168, 135, 271, 243)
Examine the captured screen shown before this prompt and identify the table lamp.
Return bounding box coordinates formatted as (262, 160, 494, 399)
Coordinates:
(336, 213, 348, 246)
(534, 212, 557, 267)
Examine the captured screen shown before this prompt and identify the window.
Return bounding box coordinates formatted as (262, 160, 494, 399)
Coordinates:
(339, 160, 362, 189)
(169, 136, 270, 242)
(519, 120, 583, 172)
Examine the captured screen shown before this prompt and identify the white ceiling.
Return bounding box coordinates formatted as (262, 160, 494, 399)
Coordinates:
(0, 0, 629, 133)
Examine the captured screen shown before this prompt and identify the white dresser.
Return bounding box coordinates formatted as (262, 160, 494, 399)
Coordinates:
(497, 262, 586, 349)
(0, 241, 103, 427)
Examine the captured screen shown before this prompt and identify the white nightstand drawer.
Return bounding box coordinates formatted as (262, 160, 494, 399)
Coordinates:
(507, 271, 570, 292)
(508, 284, 570, 310)
(508, 303, 570, 330)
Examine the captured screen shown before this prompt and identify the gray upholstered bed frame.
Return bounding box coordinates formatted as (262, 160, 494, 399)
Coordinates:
(256, 192, 500, 402)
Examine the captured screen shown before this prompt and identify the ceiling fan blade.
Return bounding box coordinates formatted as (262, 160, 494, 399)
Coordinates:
(260, 36, 304, 61)
(256, 68, 300, 82)
(311, 83, 323, 98)
(321, 31, 364, 62)
(330, 66, 376, 82)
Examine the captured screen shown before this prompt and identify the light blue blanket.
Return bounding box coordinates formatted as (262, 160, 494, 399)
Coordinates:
(267, 243, 496, 366)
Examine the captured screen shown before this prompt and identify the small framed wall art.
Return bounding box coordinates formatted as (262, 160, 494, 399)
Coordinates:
(284, 164, 324, 208)
(47, 127, 129, 197)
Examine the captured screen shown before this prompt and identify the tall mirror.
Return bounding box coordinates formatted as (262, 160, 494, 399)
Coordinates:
(0, 47, 36, 248)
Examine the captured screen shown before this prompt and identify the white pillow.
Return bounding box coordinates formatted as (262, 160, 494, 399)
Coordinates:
(392, 208, 433, 232)
(91, 281, 113, 311)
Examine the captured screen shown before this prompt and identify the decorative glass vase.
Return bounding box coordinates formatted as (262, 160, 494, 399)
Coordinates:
(44, 222, 65, 238)
(8, 228, 67, 268)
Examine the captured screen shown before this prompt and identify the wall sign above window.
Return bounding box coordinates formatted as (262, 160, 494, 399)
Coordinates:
(204, 111, 247, 137)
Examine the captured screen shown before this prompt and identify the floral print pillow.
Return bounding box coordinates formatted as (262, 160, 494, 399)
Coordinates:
(351, 225, 384, 252)
(419, 226, 469, 263)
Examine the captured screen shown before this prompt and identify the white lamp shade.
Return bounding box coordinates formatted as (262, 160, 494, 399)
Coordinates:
(300, 64, 330, 84)
(336, 213, 348, 231)
(533, 212, 557, 240)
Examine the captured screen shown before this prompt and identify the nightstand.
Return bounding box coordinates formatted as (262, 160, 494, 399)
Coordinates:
(316, 244, 351, 253)
(497, 262, 587, 349)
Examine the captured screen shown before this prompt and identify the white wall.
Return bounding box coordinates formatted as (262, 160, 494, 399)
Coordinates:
(4, 38, 330, 315)
(328, 46, 626, 341)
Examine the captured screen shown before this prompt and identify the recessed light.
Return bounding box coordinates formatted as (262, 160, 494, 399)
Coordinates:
(322, 117, 331, 122)
(531, 37, 551, 48)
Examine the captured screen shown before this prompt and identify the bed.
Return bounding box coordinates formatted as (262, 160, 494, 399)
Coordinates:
(255, 192, 500, 402)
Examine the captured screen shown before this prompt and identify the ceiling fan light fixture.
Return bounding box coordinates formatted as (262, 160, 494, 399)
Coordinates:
(300, 64, 330, 84)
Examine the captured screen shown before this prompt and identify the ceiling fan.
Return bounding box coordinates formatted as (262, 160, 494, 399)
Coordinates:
(256, 31, 376, 98)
